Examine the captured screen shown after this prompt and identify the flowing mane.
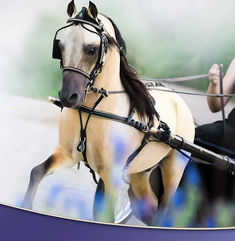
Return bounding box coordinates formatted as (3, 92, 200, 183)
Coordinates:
(107, 17, 159, 123)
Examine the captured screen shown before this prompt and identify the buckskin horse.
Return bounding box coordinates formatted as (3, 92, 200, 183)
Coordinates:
(22, 1, 195, 225)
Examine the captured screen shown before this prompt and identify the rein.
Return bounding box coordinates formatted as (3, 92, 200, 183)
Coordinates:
(141, 74, 209, 83)
(143, 78, 235, 97)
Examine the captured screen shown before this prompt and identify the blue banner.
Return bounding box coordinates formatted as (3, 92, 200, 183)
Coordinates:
(0, 203, 235, 241)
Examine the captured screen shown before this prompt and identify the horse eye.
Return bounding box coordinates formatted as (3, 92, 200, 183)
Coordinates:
(84, 45, 97, 56)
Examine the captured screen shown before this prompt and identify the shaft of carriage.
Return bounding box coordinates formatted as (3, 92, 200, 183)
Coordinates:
(149, 127, 235, 173)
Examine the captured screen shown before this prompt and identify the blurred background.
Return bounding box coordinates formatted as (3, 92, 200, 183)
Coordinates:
(1, 0, 235, 97)
(1, 0, 235, 228)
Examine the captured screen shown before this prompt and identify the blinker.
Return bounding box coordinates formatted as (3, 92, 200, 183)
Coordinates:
(52, 39, 61, 60)
(52, 6, 101, 61)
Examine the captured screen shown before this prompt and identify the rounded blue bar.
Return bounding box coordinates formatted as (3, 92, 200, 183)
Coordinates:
(1, 204, 235, 241)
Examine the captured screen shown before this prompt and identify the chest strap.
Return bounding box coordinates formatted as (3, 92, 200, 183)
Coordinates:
(77, 94, 106, 184)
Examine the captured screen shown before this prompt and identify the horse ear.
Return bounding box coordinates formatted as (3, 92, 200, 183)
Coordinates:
(88, 1, 98, 19)
(67, 0, 77, 17)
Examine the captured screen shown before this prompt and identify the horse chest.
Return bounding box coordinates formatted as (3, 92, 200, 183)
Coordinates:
(85, 117, 142, 172)
(58, 108, 81, 158)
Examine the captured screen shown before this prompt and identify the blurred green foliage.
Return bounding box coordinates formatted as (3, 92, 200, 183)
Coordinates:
(14, 0, 235, 97)
(13, 14, 62, 98)
(107, 0, 235, 91)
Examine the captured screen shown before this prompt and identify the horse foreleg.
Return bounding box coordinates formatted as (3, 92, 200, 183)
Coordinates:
(129, 171, 158, 225)
(158, 150, 189, 223)
(95, 167, 120, 223)
(22, 146, 73, 209)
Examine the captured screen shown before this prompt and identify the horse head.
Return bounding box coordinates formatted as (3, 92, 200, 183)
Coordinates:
(53, 1, 157, 122)
(53, 1, 119, 108)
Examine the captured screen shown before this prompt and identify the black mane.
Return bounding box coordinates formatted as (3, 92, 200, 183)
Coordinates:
(107, 17, 159, 123)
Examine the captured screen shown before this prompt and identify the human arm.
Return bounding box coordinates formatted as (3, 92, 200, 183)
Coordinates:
(207, 59, 235, 112)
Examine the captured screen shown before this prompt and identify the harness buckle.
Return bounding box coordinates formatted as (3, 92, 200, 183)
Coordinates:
(77, 138, 86, 152)
(142, 126, 150, 133)
(100, 88, 108, 97)
(145, 81, 155, 90)
(93, 69, 100, 77)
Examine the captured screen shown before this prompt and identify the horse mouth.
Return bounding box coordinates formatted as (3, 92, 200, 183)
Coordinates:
(59, 71, 88, 108)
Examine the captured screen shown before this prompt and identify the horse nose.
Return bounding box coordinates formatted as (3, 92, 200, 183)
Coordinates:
(69, 93, 78, 102)
(59, 91, 78, 107)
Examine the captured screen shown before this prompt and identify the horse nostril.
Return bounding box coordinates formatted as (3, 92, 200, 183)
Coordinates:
(59, 91, 79, 107)
(69, 93, 78, 101)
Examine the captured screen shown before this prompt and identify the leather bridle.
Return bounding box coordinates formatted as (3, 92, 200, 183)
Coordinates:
(52, 7, 110, 93)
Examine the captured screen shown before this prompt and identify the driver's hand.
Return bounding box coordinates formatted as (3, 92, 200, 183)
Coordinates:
(208, 64, 223, 86)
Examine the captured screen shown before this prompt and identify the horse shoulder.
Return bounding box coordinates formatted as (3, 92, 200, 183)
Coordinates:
(128, 89, 195, 174)
(57, 108, 82, 161)
(173, 93, 195, 142)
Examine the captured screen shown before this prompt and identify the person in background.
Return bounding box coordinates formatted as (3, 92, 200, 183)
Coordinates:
(191, 60, 235, 226)
(195, 60, 235, 152)
(207, 60, 235, 113)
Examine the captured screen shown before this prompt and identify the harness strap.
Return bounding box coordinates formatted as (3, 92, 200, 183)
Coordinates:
(50, 96, 163, 183)
(89, 86, 126, 95)
(50, 97, 235, 175)
(122, 132, 151, 184)
(146, 82, 235, 97)
(123, 132, 151, 172)
(77, 94, 105, 184)
(77, 97, 152, 183)
(127, 108, 135, 123)
(77, 105, 150, 132)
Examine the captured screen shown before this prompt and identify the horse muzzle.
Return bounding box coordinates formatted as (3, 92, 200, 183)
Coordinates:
(59, 70, 88, 108)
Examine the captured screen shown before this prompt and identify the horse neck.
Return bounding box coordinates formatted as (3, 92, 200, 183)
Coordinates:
(84, 48, 127, 111)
